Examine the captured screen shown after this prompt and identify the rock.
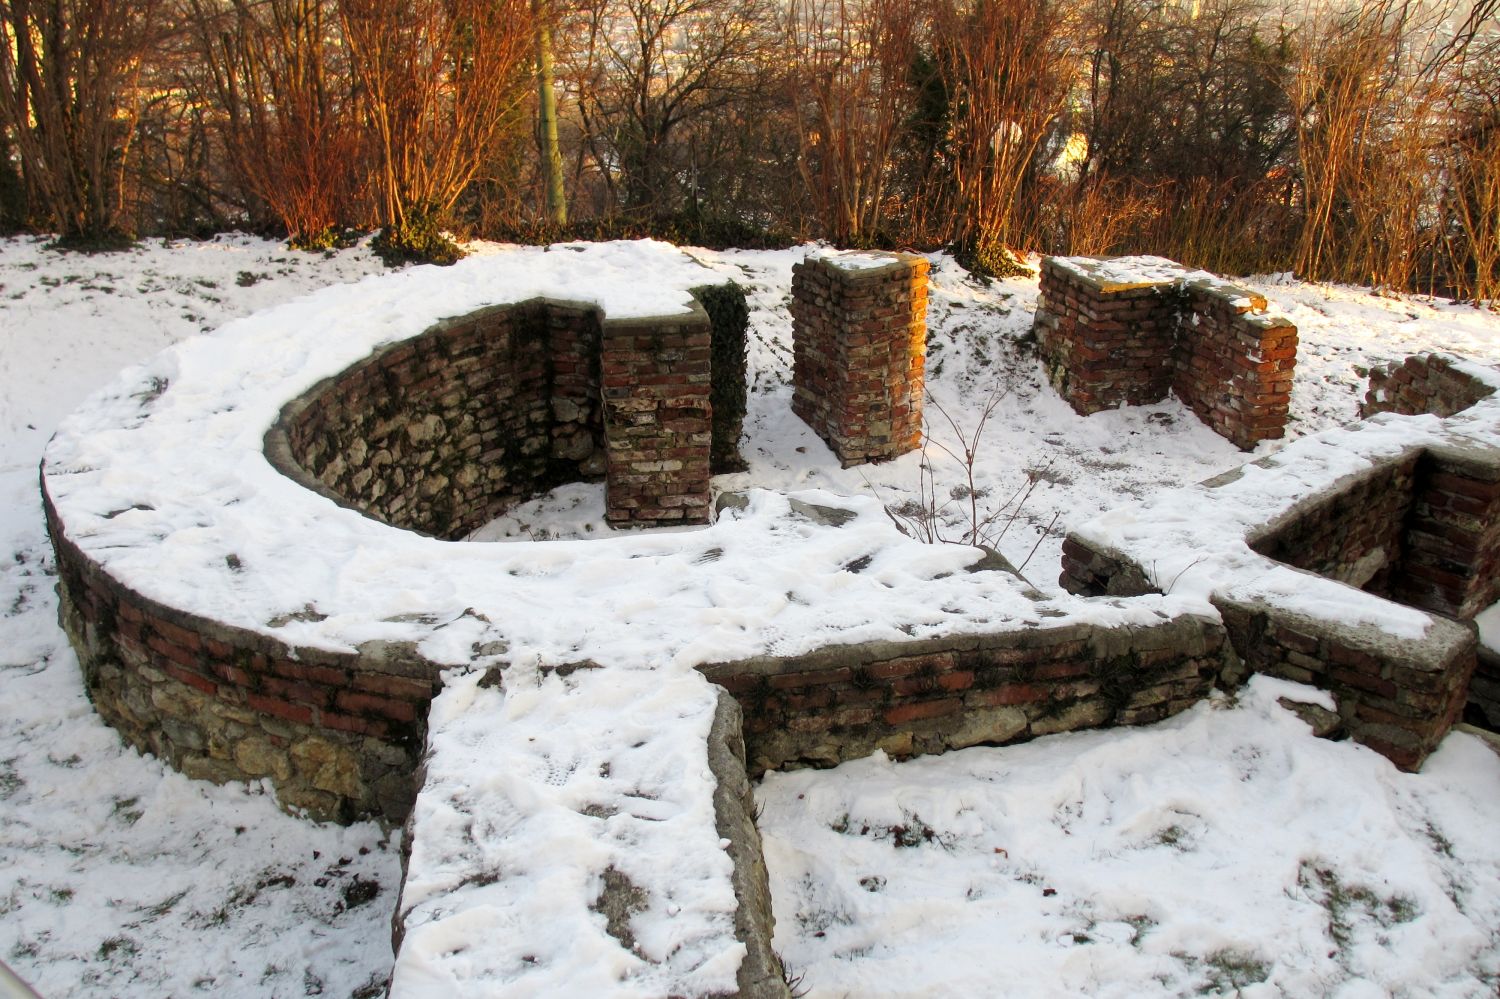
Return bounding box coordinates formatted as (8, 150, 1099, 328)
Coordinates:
(788, 497, 856, 527)
(876, 732, 914, 757)
(180, 755, 242, 785)
(715, 491, 750, 516)
(150, 681, 208, 719)
(946, 706, 1027, 749)
(234, 737, 292, 780)
(1278, 697, 1344, 738)
(1030, 698, 1112, 736)
(591, 867, 648, 957)
(291, 737, 363, 798)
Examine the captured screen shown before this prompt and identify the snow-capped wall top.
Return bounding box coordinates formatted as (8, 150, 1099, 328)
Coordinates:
(1072, 398, 1500, 641)
(41, 240, 1194, 674)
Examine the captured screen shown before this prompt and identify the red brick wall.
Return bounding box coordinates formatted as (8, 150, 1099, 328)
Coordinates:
(700, 618, 1229, 774)
(1248, 456, 1421, 593)
(1395, 445, 1500, 620)
(1361, 353, 1497, 419)
(791, 254, 928, 467)
(1033, 257, 1297, 450)
(1033, 259, 1178, 412)
(44, 493, 439, 822)
(1215, 596, 1475, 771)
(271, 298, 721, 534)
(601, 312, 713, 526)
(1174, 285, 1297, 449)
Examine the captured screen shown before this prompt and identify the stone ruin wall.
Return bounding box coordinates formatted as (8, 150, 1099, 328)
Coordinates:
(46, 493, 439, 822)
(1034, 257, 1298, 450)
(790, 254, 929, 466)
(1362, 352, 1499, 420)
(43, 247, 1500, 997)
(1060, 350, 1500, 766)
(274, 302, 605, 541)
(1360, 353, 1500, 727)
(270, 297, 715, 537)
(701, 616, 1231, 776)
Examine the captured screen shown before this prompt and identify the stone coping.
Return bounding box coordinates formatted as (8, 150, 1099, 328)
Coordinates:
(804, 247, 929, 276)
(1047, 254, 1288, 318)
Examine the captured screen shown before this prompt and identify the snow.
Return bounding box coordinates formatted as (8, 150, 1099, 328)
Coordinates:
(2, 234, 1499, 996)
(40, 239, 1208, 675)
(1478, 602, 1500, 655)
(759, 677, 1500, 998)
(807, 247, 910, 271)
(392, 666, 740, 998)
(1, 234, 398, 998)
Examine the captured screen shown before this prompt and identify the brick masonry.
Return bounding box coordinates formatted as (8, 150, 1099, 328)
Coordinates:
(1059, 358, 1500, 771)
(1033, 256, 1298, 450)
(1356, 352, 1500, 726)
(602, 311, 713, 526)
(791, 253, 929, 466)
(700, 616, 1232, 775)
(271, 301, 604, 540)
(45, 491, 440, 822)
(269, 296, 718, 537)
(1361, 352, 1498, 420)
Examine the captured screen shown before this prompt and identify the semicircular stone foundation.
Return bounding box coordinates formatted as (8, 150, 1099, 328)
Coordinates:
(41, 244, 1499, 997)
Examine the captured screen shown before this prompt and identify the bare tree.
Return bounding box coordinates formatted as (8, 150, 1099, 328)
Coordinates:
(535, 0, 568, 226)
(927, 0, 1083, 271)
(784, 0, 919, 246)
(0, 0, 162, 243)
(338, 0, 534, 261)
(572, 0, 779, 218)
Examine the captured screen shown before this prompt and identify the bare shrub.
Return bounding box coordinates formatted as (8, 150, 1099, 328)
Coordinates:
(188, 0, 362, 247)
(0, 0, 163, 243)
(784, 0, 919, 247)
(338, 0, 535, 260)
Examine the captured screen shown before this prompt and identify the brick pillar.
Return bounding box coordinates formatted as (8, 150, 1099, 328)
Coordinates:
(601, 309, 713, 527)
(1176, 283, 1298, 451)
(1033, 257, 1179, 413)
(790, 252, 928, 467)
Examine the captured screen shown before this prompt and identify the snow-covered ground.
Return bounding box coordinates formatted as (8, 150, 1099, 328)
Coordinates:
(2, 234, 1499, 997)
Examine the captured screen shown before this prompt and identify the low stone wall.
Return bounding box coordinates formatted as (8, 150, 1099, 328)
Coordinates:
(1362, 352, 1499, 419)
(1213, 595, 1475, 769)
(1034, 256, 1297, 450)
(701, 616, 1232, 775)
(1394, 443, 1500, 619)
(1248, 454, 1421, 592)
(272, 301, 603, 540)
(1059, 388, 1500, 770)
(46, 495, 439, 822)
(791, 252, 928, 466)
(270, 296, 721, 536)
